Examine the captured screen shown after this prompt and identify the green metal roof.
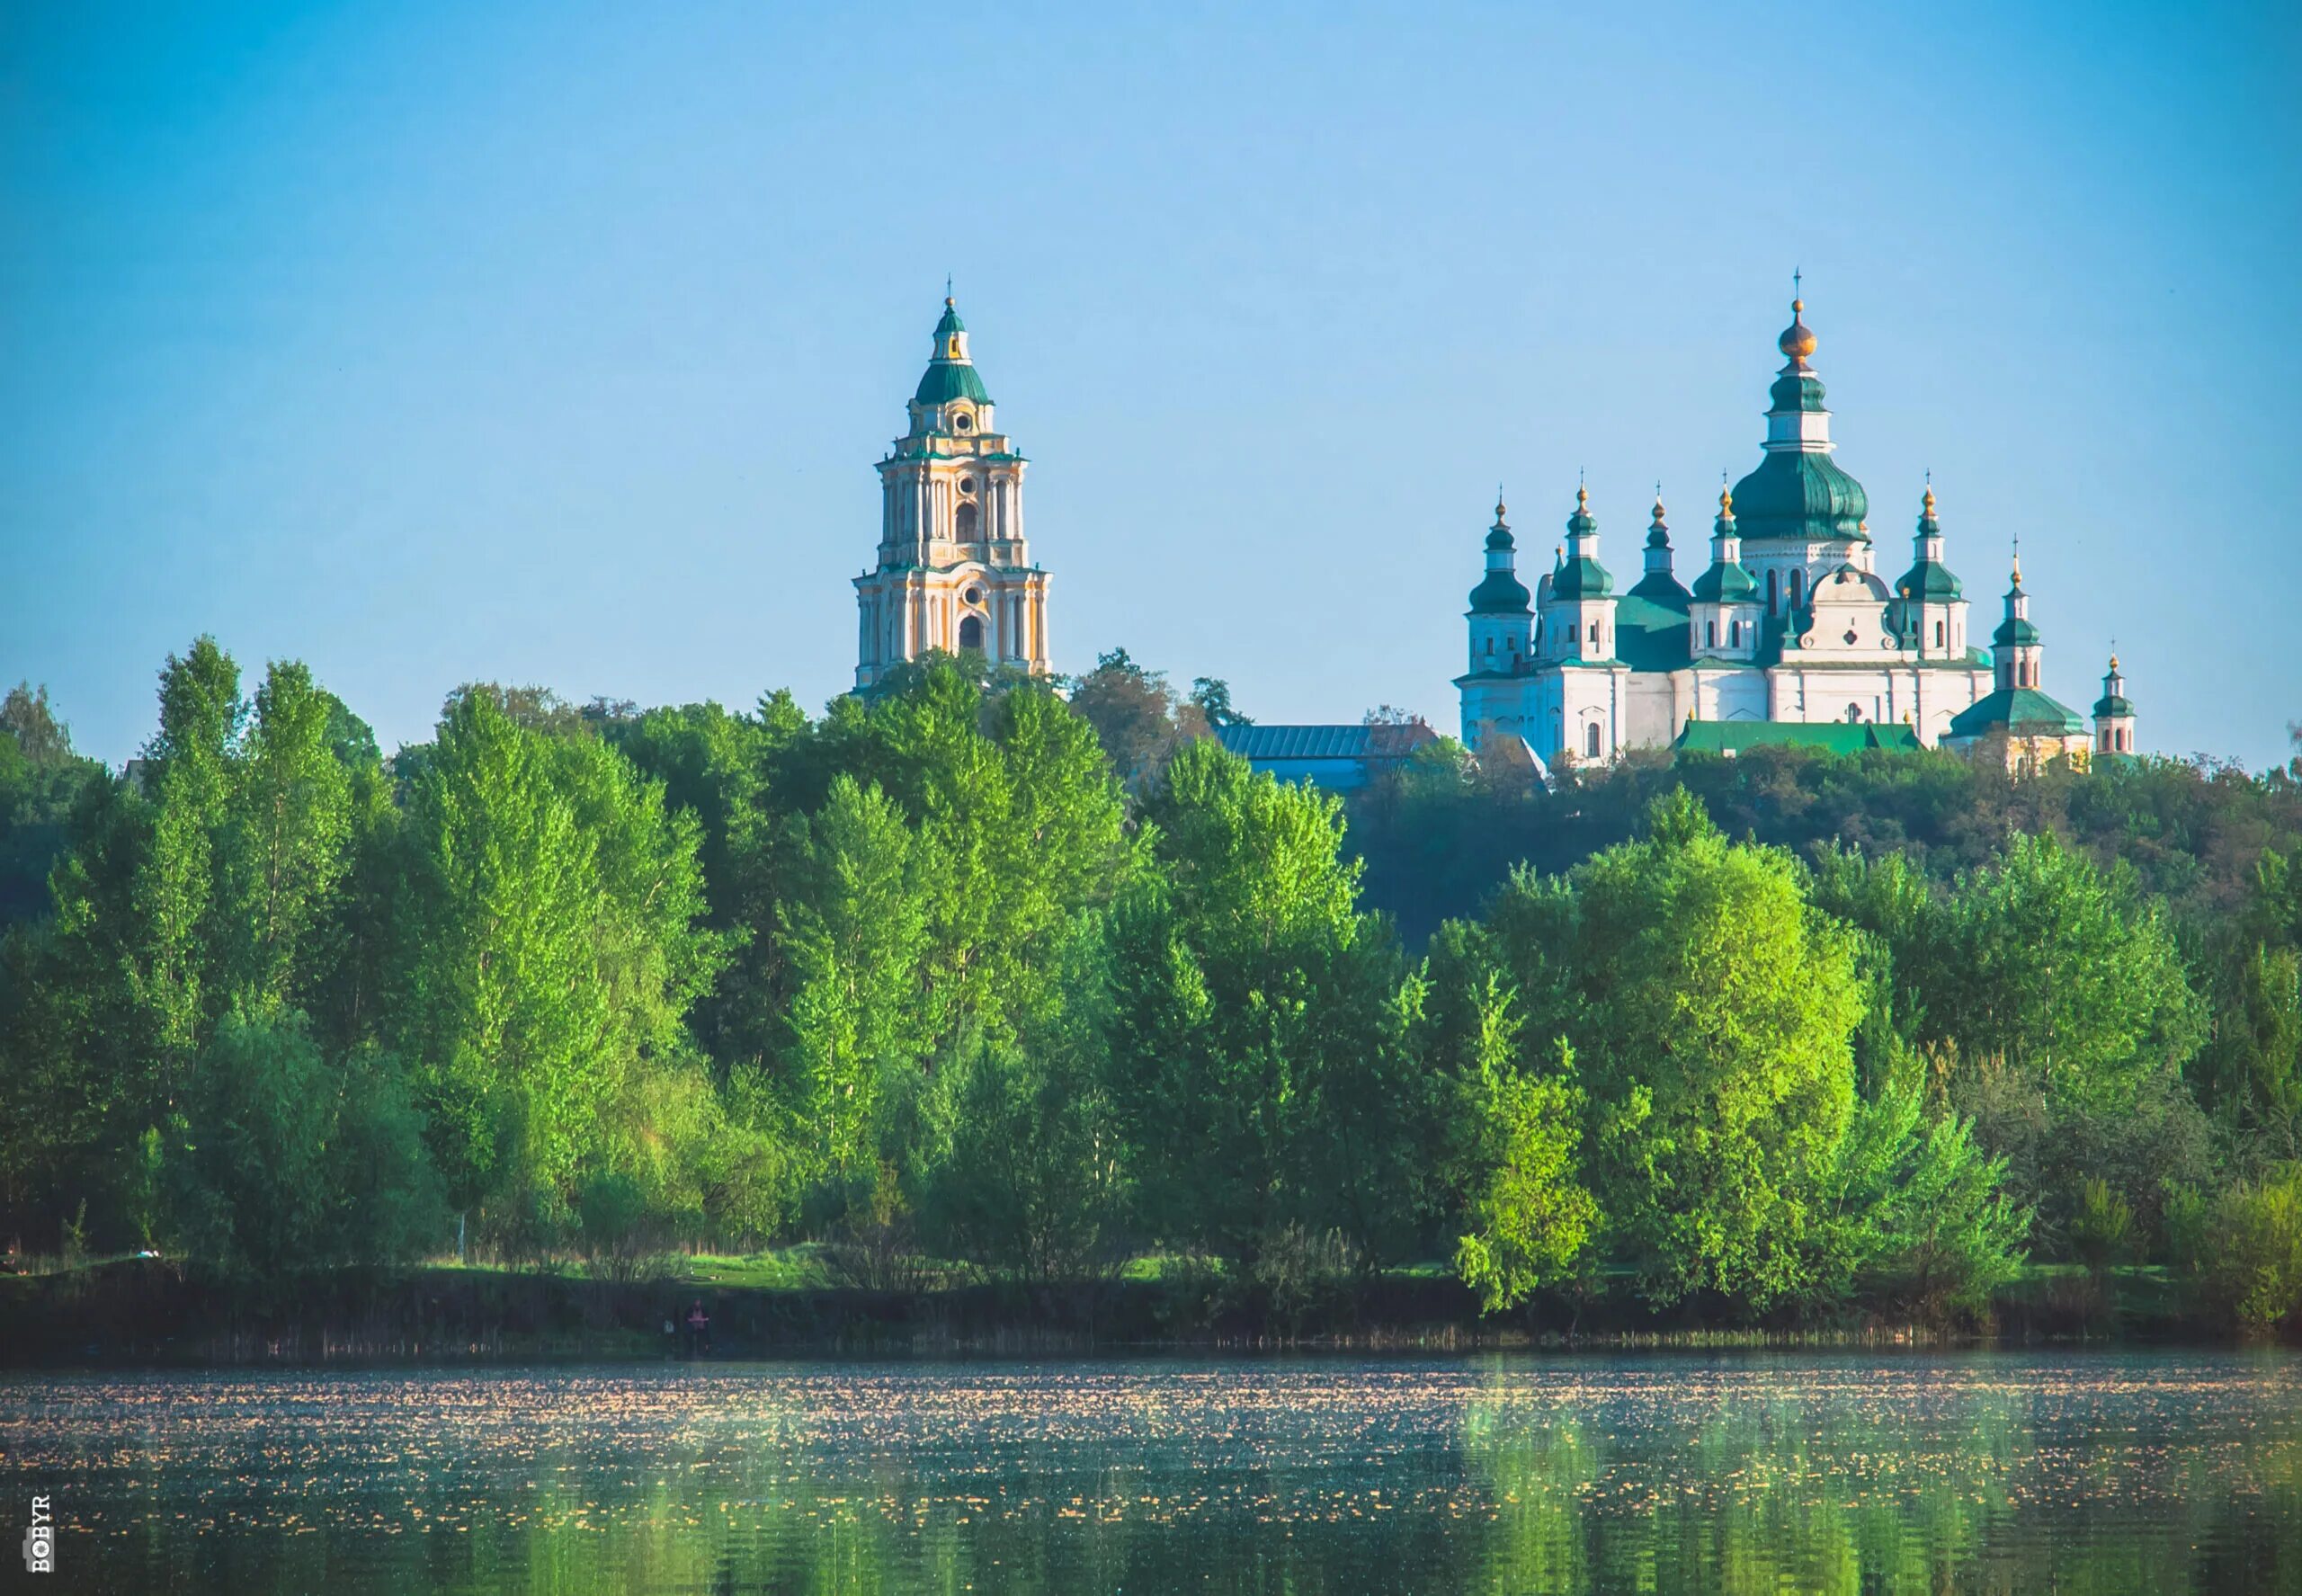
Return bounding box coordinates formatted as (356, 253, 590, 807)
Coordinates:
(1469, 570, 1531, 612)
(1614, 590, 1693, 673)
(2092, 692, 2136, 718)
(1947, 687, 2085, 738)
(1729, 449, 1870, 544)
(1674, 718, 1923, 754)
(1552, 556, 1614, 600)
(1992, 614, 2041, 647)
(1691, 555, 1758, 602)
(915, 360, 991, 406)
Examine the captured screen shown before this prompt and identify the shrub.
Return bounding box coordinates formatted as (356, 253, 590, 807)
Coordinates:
(2166, 1165, 2302, 1331)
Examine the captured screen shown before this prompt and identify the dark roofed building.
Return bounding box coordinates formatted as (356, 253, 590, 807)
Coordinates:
(1215, 721, 1441, 790)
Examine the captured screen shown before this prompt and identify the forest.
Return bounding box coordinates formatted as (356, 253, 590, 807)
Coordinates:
(2, 642, 2298, 1333)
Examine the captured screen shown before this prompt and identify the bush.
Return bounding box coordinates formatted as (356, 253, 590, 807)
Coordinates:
(2069, 1177, 2134, 1277)
(164, 1013, 442, 1278)
(2166, 1165, 2302, 1331)
(574, 1171, 674, 1282)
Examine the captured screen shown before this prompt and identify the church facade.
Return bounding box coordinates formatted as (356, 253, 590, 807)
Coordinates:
(1455, 296, 2127, 770)
(854, 297, 1050, 691)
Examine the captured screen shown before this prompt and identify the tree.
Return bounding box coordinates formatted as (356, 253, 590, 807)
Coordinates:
(163, 1012, 440, 1278)
(1103, 739, 1420, 1261)
(1934, 832, 2202, 1108)
(1450, 1021, 1598, 1315)
(1066, 647, 1208, 789)
(220, 662, 354, 1015)
(1190, 677, 1250, 727)
(1488, 789, 1866, 1308)
(387, 690, 724, 1243)
(775, 776, 930, 1175)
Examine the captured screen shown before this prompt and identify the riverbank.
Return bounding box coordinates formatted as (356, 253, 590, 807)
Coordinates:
(0, 1253, 2242, 1365)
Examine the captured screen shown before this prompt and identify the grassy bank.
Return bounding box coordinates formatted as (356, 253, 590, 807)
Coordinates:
(0, 1252, 2233, 1366)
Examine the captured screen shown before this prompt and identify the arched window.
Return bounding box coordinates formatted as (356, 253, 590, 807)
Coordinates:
(1767, 570, 1780, 613)
(1485, 637, 1495, 655)
(1585, 723, 1602, 759)
(1789, 569, 1805, 611)
(958, 614, 984, 652)
(956, 501, 978, 539)
(1730, 619, 1741, 646)
(1934, 620, 1945, 647)
(1707, 620, 1717, 648)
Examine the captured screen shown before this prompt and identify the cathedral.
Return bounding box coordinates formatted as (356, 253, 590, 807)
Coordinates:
(843, 289, 2137, 784)
(1455, 293, 2134, 771)
(853, 295, 1050, 691)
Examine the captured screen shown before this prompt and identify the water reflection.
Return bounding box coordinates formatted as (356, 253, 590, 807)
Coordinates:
(1, 1352, 2295, 1592)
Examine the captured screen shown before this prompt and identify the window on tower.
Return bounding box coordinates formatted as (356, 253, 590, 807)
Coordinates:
(959, 614, 984, 652)
(1585, 724, 1602, 759)
(1934, 620, 1945, 647)
(957, 502, 979, 539)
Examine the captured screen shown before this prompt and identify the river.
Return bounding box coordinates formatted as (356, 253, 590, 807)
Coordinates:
(3, 1350, 2297, 1592)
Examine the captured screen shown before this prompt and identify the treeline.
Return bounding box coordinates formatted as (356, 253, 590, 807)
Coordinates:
(1, 650, 2298, 1333)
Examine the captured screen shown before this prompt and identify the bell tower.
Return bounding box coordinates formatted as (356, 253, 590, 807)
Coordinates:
(854, 294, 1051, 691)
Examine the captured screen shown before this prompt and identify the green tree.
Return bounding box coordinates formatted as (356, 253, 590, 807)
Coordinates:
(1935, 832, 2203, 1107)
(776, 775, 931, 1175)
(163, 1012, 441, 1278)
(1488, 789, 1866, 1308)
(388, 690, 723, 1242)
(1103, 739, 1420, 1261)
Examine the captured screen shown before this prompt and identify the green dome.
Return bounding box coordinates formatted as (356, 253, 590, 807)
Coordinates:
(1469, 569, 1531, 611)
(913, 298, 992, 407)
(915, 361, 991, 406)
(1730, 450, 1870, 543)
(2093, 692, 2136, 718)
(1550, 487, 1613, 600)
(1993, 613, 2040, 648)
(1691, 557, 1757, 603)
(1895, 490, 1962, 601)
(1469, 504, 1530, 612)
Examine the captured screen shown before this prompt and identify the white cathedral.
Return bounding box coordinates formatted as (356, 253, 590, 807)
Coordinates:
(1455, 294, 2137, 771)
(845, 290, 2138, 780)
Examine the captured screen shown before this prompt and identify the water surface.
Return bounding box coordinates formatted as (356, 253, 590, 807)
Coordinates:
(3, 1351, 2297, 1592)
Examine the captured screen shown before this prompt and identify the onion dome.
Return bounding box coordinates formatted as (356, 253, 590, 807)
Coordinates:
(1895, 485, 1964, 602)
(914, 295, 993, 406)
(1468, 495, 1532, 613)
(2092, 654, 2135, 718)
(1550, 484, 1614, 600)
(1779, 297, 1817, 366)
(1632, 489, 1691, 600)
(1691, 485, 1759, 602)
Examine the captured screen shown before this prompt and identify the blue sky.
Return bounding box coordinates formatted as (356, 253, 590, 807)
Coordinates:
(4, 1, 2297, 768)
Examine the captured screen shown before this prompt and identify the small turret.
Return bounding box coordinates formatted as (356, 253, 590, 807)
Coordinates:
(1894, 485, 1967, 655)
(1631, 487, 1690, 600)
(1550, 484, 1614, 600)
(2092, 652, 2137, 756)
(1542, 484, 1619, 664)
(1465, 494, 1534, 675)
(1689, 484, 1761, 657)
(1993, 548, 2044, 690)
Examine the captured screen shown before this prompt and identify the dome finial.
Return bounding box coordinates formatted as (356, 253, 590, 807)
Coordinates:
(1495, 483, 1507, 522)
(2010, 533, 2023, 587)
(944, 272, 953, 308)
(1778, 273, 1818, 364)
